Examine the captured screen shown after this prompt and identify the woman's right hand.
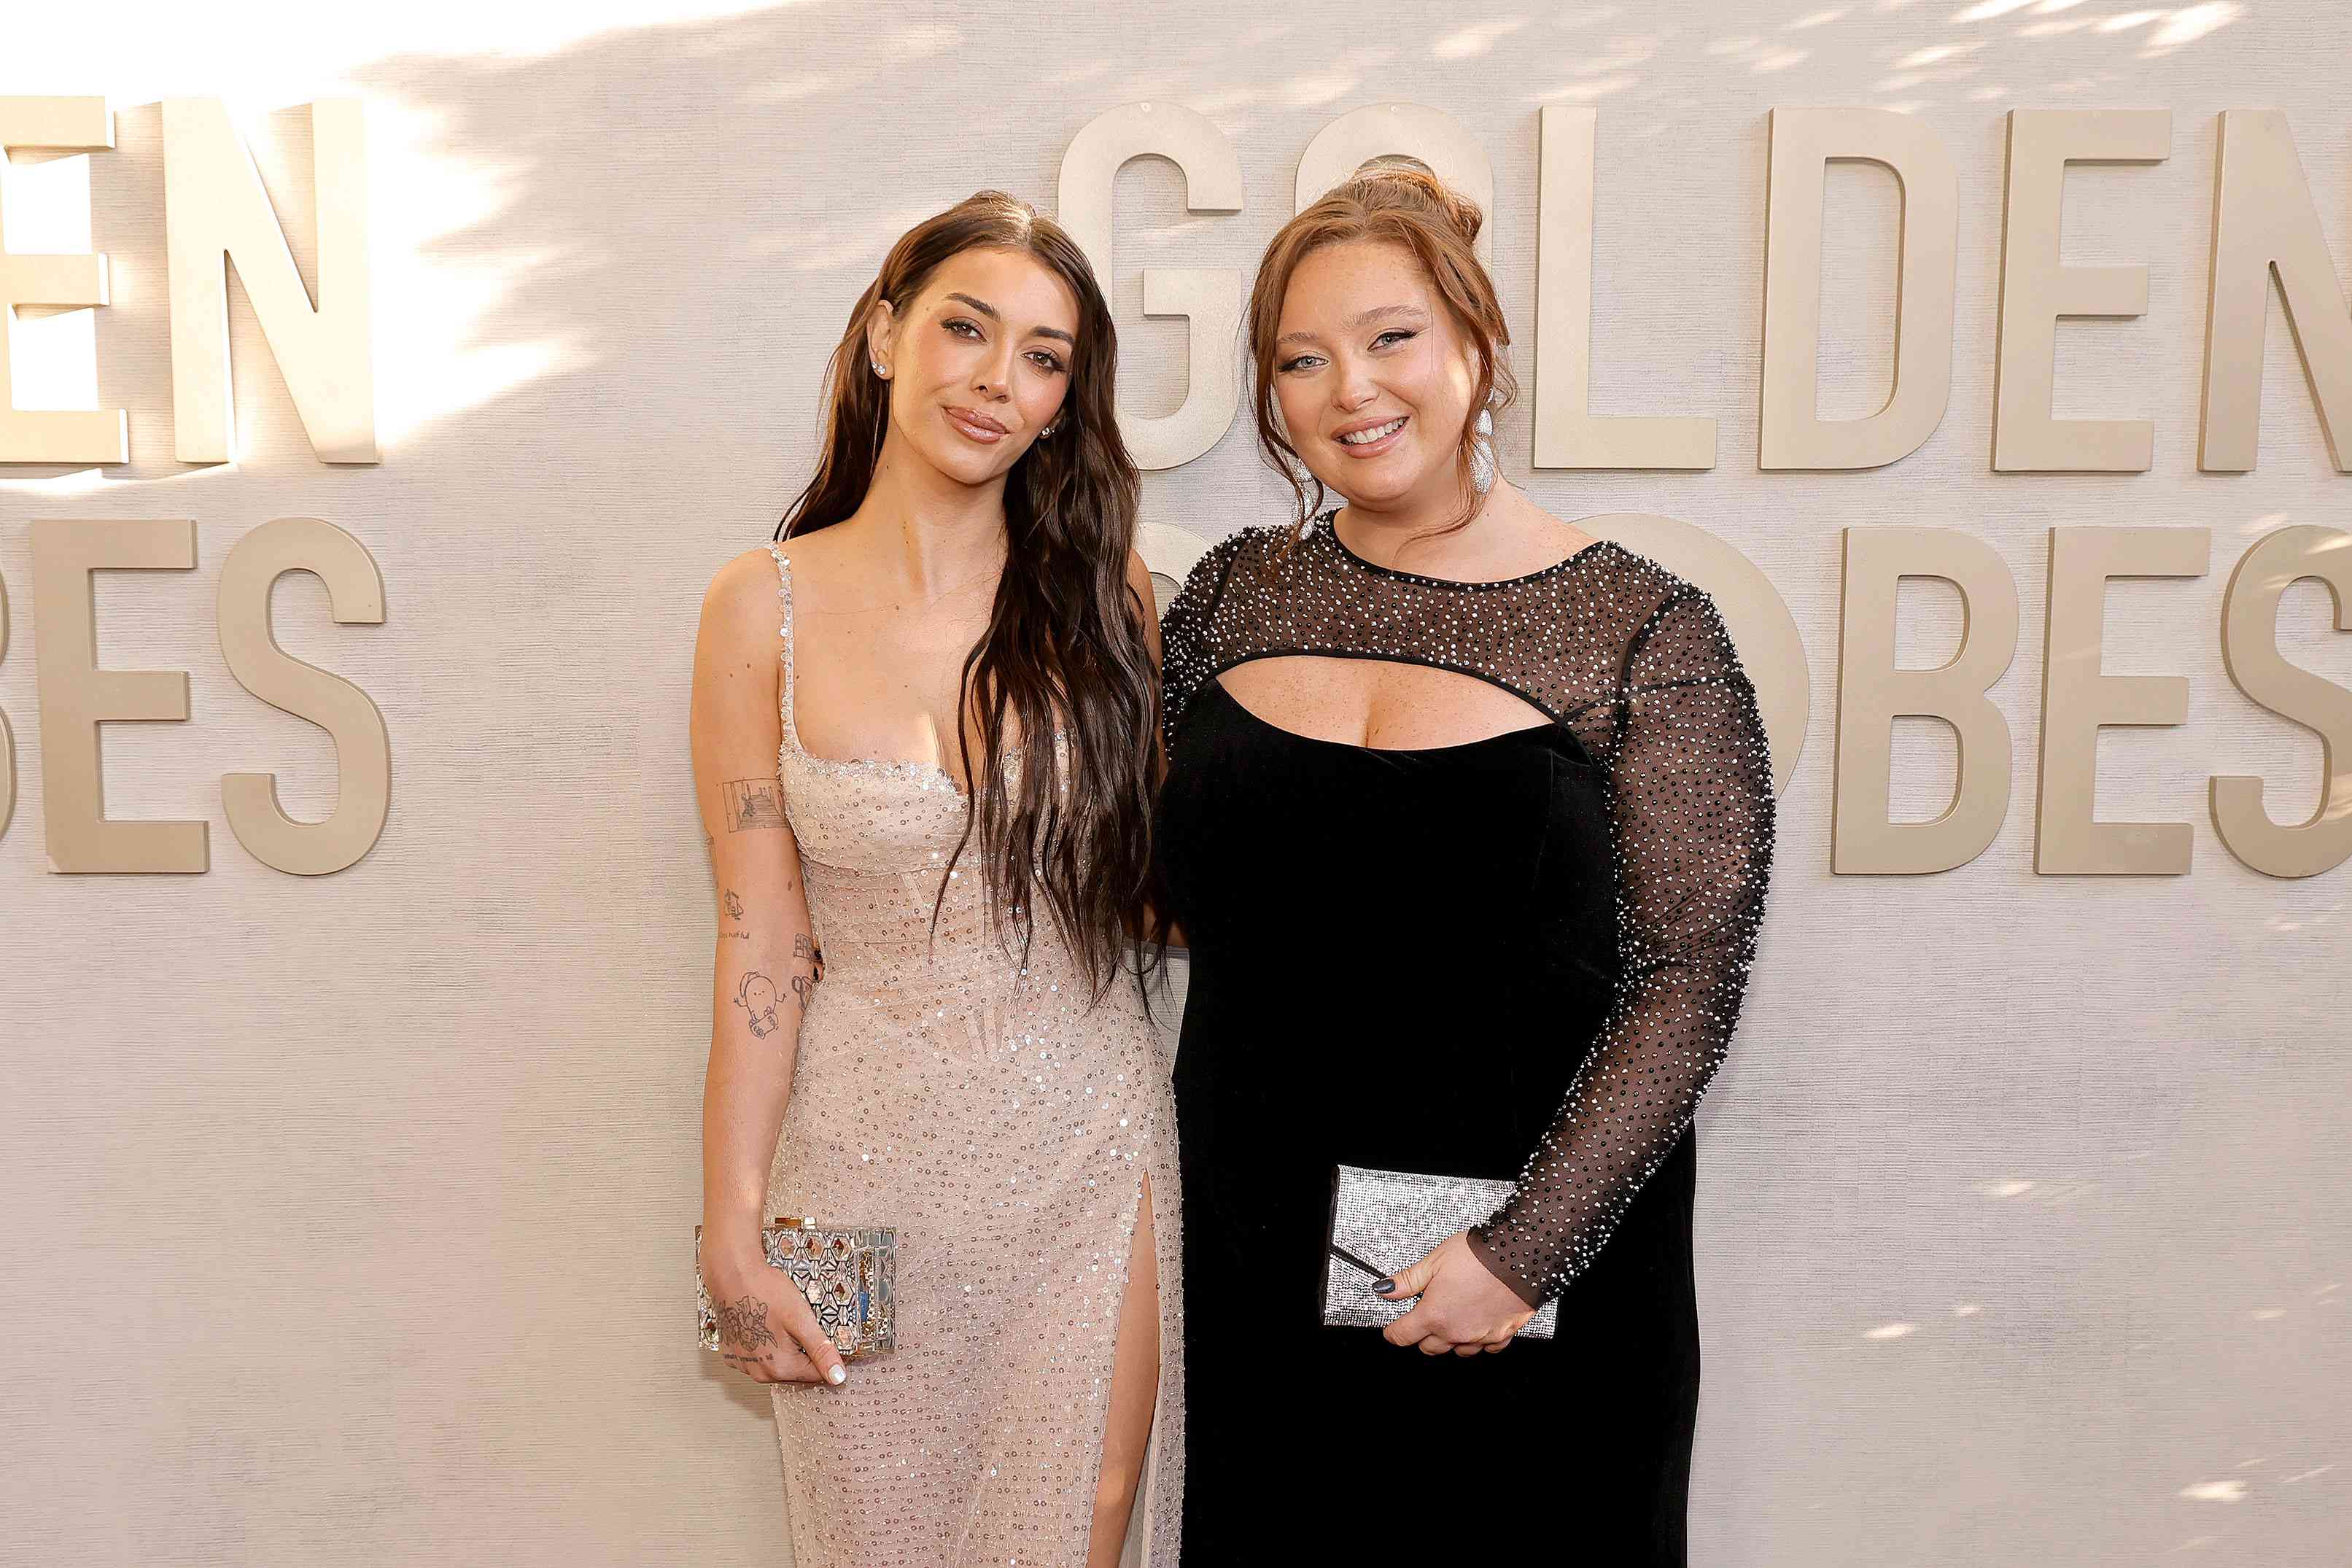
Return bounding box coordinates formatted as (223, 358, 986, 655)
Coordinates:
(703, 1241, 850, 1387)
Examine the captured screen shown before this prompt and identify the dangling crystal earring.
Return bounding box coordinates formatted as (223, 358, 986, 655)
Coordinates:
(1471, 400, 1497, 496)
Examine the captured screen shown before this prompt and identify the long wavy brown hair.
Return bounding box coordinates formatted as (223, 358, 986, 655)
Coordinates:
(775, 190, 1156, 1001)
(1246, 161, 1518, 548)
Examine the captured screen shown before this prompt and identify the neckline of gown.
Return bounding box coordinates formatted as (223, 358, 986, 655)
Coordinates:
(1314, 507, 1623, 590)
(1203, 676, 1584, 764)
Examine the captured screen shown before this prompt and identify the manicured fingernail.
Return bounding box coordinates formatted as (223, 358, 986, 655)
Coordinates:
(827, 1365, 846, 1385)
(1371, 1278, 1396, 1295)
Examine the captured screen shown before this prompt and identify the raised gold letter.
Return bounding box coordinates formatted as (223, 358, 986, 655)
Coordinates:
(163, 98, 376, 464)
(1533, 108, 1713, 470)
(2213, 526, 2352, 878)
(2035, 527, 2210, 875)
(1833, 528, 2018, 874)
(1058, 104, 1243, 471)
(2199, 109, 2352, 473)
(1761, 109, 1957, 470)
(30, 519, 206, 873)
(1992, 109, 2170, 472)
(0, 96, 125, 464)
(217, 518, 390, 874)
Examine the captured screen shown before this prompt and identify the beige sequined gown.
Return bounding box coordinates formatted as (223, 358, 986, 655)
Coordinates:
(756, 541, 1184, 1567)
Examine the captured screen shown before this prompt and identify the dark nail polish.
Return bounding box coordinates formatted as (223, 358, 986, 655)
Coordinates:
(1371, 1278, 1396, 1295)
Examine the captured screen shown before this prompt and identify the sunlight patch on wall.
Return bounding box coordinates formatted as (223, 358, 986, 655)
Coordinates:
(0, 1, 807, 106)
(364, 97, 581, 448)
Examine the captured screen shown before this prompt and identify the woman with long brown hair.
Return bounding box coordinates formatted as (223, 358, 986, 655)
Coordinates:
(1153, 165, 1777, 1560)
(688, 190, 1180, 1566)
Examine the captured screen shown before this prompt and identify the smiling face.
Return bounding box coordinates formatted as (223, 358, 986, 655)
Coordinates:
(1271, 238, 1482, 515)
(866, 245, 1080, 489)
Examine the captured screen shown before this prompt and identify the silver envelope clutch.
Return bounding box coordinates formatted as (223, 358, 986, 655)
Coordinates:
(1321, 1163, 1559, 1338)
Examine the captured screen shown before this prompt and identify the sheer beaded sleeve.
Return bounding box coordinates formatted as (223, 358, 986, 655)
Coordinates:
(1465, 587, 1778, 1308)
(1156, 529, 1255, 755)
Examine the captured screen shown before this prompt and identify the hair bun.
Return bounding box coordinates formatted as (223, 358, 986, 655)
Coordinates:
(1351, 157, 1485, 249)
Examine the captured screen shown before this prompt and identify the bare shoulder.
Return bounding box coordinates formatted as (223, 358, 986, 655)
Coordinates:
(705, 540, 786, 612)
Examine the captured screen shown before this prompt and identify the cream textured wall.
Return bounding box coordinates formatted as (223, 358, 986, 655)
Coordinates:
(1, 2, 2347, 1564)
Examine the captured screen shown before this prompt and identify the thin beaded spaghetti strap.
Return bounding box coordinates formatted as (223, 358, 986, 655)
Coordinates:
(764, 540, 799, 750)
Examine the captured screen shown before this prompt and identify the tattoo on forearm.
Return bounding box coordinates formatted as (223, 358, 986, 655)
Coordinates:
(716, 1294, 779, 1353)
(732, 929, 824, 1042)
(724, 890, 745, 920)
(735, 973, 781, 1037)
(724, 777, 786, 831)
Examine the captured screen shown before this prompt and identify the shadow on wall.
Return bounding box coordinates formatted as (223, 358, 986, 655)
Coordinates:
(330, 0, 2240, 467)
(9, 0, 2248, 493)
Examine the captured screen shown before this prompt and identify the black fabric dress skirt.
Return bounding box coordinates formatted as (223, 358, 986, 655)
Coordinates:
(1156, 678, 1703, 1564)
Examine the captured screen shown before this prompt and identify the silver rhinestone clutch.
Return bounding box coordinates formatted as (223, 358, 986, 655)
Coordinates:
(695, 1219, 898, 1359)
(1321, 1164, 1559, 1339)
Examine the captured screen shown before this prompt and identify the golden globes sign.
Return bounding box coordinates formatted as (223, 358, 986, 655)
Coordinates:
(1, 96, 382, 877)
(1, 97, 2346, 881)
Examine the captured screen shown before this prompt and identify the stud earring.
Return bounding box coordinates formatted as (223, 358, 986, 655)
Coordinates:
(872, 360, 889, 379)
(1040, 422, 1058, 438)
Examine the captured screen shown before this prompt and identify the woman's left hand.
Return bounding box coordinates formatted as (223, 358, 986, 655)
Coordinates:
(1375, 1230, 1538, 1356)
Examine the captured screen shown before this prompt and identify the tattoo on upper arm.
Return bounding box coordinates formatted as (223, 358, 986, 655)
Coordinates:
(725, 777, 787, 831)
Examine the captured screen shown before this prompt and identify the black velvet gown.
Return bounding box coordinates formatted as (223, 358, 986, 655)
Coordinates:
(1152, 512, 1777, 1563)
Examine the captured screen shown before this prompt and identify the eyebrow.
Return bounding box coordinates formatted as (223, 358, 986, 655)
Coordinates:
(944, 292, 1076, 346)
(1276, 303, 1429, 350)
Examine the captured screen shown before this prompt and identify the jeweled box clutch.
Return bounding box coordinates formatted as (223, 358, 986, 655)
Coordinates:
(1321, 1164, 1559, 1339)
(695, 1218, 898, 1359)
